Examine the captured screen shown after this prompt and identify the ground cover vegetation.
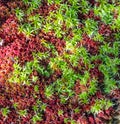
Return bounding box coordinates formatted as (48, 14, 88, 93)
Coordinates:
(0, 0, 120, 123)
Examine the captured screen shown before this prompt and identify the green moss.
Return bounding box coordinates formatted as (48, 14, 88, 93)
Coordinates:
(1, 107, 10, 117)
(91, 99, 113, 114)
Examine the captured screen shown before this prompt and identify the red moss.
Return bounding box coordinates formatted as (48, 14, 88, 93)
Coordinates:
(88, 115, 96, 124)
(84, 10, 101, 21)
(0, 3, 9, 25)
(99, 24, 112, 36)
(0, 15, 48, 67)
(38, 3, 58, 16)
(90, 67, 104, 83)
(80, 34, 100, 55)
(77, 116, 89, 124)
(74, 79, 88, 95)
(39, 31, 66, 54)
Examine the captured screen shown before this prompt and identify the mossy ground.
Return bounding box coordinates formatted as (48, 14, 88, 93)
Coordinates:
(0, 0, 120, 123)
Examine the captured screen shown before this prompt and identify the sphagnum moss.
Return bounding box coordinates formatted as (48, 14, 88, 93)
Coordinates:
(0, 0, 119, 123)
